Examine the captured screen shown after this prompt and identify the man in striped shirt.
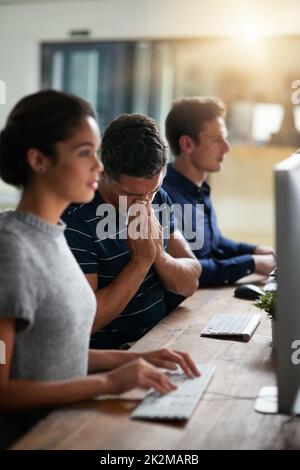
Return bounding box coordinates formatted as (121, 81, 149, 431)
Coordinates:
(63, 114, 201, 349)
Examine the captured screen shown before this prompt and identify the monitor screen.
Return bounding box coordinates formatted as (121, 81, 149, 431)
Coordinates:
(275, 151, 300, 414)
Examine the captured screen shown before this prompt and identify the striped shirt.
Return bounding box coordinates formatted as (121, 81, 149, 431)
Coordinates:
(62, 189, 180, 348)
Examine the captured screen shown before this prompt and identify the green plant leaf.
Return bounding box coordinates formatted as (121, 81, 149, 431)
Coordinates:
(253, 290, 277, 320)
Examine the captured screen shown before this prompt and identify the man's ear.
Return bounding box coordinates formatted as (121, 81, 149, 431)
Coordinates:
(178, 135, 194, 155)
(26, 148, 50, 175)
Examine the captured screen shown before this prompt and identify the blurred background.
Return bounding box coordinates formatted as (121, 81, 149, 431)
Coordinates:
(1, 0, 300, 245)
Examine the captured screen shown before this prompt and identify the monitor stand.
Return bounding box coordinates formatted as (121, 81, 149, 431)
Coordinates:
(255, 386, 300, 414)
(254, 386, 278, 414)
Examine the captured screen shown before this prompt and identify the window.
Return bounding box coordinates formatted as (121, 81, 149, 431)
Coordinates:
(41, 41, 174, 132)
(251, 103, 284, 143)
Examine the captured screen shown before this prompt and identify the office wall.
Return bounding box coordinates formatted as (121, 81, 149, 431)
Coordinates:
(1, 0, 300, 128)
(210, 146, 297, 246)
(1, 0, 300, 236)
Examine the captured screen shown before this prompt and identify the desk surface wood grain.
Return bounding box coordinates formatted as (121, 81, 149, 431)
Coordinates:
(11, 277, 300, 450)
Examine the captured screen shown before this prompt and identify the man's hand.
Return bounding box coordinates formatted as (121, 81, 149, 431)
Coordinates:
(127, 201, 156, 267)
(254, 245, 276, 257)
(252, 254, 276, 276)
(149, 205, 164, 261)
(253, 245, 276, 276)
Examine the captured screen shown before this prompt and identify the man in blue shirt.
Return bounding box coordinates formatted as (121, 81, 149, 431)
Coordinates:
(63, 114, 200, 348)
(163, 96, 276, 287)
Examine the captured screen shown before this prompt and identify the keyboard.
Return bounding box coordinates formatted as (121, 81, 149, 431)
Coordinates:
(131, 364, 215, 421)
(201, 313, 261, 341)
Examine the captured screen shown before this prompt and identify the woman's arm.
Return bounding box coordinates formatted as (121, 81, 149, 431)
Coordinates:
(88, 348, 200, 378)
(88, 349, 139, 373)
(0, 319, 176, 410)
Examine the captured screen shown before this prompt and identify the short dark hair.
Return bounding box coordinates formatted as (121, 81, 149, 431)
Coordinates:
(165, 96, 226, 156)
(101, 113, 167, 180)
(0, 89, 96, 188)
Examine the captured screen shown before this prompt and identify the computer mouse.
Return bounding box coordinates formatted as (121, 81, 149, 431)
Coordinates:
(234, 284, 264, 300)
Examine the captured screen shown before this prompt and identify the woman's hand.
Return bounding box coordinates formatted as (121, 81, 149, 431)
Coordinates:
(104, 358, 177, 395)
(140, 349, 200, 378)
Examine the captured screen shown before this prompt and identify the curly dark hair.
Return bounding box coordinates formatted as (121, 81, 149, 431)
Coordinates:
(101, 113, 167, 180)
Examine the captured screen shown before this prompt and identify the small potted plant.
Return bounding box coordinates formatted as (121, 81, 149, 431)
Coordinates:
(254, 290, 277, 348)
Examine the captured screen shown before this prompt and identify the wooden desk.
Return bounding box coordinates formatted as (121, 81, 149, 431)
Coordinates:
(11, 279, 300, 450)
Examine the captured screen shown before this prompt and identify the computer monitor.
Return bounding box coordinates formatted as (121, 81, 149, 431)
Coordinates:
(275, 150, 300, 414)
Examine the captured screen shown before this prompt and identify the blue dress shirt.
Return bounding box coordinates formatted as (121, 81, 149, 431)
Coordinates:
(163, 163, 256, 287)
